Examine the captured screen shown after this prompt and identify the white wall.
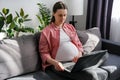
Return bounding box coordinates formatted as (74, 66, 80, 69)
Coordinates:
(0, 0, 88, 30)
(73, 0, 88, 30)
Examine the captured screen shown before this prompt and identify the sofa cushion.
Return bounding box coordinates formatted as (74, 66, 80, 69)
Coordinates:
(102, 53, 120, 80)
(0, 34, 41, 80)
(6, 71, 53, 80)
(7, 70, 69, 80)
(77, 27, 101, 55)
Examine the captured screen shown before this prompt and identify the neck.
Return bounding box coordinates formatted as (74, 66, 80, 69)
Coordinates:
(54, 22, 64, 28)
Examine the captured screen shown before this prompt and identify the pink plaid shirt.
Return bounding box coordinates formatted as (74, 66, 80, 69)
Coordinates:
(39, 23, 83, 70)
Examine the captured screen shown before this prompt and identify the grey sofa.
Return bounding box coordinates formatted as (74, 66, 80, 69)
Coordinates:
(0, 27, 120, 80)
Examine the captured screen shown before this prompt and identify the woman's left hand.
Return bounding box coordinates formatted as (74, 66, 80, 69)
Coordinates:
(72, 56, 79, 63)
(72, 51, 83, 63)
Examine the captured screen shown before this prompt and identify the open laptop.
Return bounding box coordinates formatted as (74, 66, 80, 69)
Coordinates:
(62, 50, 108, 73)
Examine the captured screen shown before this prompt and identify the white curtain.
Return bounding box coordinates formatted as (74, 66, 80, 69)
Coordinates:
(110, 0, 120, 42)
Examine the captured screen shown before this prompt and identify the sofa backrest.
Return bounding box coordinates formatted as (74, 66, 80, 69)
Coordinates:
(0, 27, 101, 79)
(0, 33, 42, 80)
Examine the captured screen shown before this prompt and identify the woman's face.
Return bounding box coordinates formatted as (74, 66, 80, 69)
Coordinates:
(53, 9, 67, 25)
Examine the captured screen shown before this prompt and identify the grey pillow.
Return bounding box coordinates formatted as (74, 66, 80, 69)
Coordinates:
(0, 34, 41, 80)
(77, 27, 101, 55)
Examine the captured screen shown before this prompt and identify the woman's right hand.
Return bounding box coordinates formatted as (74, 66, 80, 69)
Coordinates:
(47, 57, 64, 71)
(53, 61, 65, 71)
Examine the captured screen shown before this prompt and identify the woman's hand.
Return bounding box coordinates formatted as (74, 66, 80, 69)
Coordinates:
(47, 57, 64, 71)
(72, 51, 83, 63)
(72, 56, 79, 63)
(54, 61, 65, 71)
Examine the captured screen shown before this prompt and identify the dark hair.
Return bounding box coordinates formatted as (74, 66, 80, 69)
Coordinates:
(50, 1, 68, 23)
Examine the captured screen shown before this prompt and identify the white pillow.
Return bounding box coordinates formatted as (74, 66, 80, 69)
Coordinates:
(77, 27, 101, 55)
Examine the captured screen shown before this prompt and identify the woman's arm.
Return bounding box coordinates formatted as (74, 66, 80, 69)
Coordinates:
(47, 57, 65, 71)
(40, 32, 64, 71)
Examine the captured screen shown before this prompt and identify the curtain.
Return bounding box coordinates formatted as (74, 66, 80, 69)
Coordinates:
(110, 0, 120, 42)
(86, 0, 113, 39)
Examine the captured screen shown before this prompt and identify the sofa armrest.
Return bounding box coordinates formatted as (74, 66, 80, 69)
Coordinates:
(102, 39, 120, 55)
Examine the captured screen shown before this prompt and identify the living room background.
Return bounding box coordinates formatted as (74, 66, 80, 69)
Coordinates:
(0, 0, 88, 31)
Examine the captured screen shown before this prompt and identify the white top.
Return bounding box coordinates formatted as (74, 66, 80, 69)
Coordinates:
(55, 28, 79, 61)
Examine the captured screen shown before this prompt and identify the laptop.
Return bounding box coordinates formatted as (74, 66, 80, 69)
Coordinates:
(62, 50, 108, 73)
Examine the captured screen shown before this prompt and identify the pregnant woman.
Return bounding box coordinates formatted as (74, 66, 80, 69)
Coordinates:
(39, 1, 108, 80)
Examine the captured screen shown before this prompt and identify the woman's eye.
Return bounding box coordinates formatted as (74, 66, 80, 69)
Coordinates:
(59, 15, 62, 17)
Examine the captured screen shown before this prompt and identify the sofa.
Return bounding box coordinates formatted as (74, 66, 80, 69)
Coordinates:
(0, 27, 120, 80)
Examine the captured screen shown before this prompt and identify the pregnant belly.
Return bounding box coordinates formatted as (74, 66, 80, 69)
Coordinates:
(55, 42, 79, 61)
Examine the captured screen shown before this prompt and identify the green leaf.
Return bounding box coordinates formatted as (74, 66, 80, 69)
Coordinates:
(24, 14, 28, 19)
(36, 15, 44, 25)
(18, 27, 25, 32)
(9, 21, 16, 29)
(6, 14, 13, 24)
(24, 19, 31, 21)
(0, 17, 5, 29)
(36, 3, 51, 31)
(7, 28, 12, 33)
(18, 18, 23, 23)
(24, 27, 34, 33)
(20, 8, 24, 17)
(13, 26, 19, 31)
(7, 29, 14, 38)
(0, 30, 5, 32)
(2, 8, 9, 15)
(15, 11, 19, 17)
(0, 12, 4, 16)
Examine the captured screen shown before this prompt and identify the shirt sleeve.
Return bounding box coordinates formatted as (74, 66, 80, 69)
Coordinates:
(39, 32, 51, 64)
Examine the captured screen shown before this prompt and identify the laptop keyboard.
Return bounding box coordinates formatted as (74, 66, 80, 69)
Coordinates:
(66, 65, 74, 70)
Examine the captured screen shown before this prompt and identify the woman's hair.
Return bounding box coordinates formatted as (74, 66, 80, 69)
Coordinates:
(50, 1, 68, 23)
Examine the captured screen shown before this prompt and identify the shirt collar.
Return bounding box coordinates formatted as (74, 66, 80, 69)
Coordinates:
(51, 22, 66, 30)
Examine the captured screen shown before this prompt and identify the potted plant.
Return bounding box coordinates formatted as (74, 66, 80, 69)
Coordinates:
(0, 8, 34, 38)
(36, 3, 51, 31)
(13, 8, 34, 37)
(0, 8, 13, 38)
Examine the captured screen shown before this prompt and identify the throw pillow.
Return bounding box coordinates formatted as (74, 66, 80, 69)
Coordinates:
(77, 27, 101, 55)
